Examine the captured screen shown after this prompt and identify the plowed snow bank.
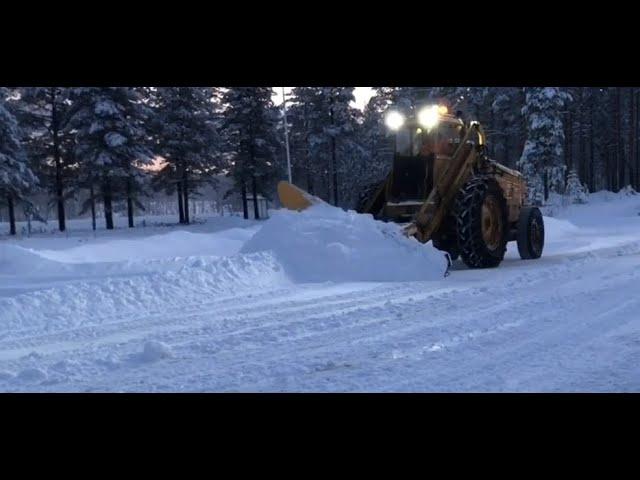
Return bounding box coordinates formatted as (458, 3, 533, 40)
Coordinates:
(36, 229, 257, 263)
(0, 251, 288, 336)
(241, 204, 447, 282)
(0, 245, 72, 275)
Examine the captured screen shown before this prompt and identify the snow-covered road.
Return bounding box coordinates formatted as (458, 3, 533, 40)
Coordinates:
(1, 191, 639, 392)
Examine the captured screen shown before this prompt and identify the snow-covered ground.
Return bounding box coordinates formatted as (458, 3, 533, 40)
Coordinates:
(1, 192, 640, 392)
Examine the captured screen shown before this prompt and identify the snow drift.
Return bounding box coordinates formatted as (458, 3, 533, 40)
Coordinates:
(0, 251, 288, 336)
(0, 244, 73, 276)
(35, 228, 257, 264)
(241, 204, 448, 282)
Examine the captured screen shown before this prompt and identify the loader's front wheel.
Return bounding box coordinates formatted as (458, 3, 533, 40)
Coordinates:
(455, 177, 508, 269)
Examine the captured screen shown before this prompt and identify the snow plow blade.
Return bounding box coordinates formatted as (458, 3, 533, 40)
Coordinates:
(277, 181, 419, 237)
(277, 181, 324, 211)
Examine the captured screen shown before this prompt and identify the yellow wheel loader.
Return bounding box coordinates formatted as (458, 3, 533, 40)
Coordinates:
(278, 104, 544, 269)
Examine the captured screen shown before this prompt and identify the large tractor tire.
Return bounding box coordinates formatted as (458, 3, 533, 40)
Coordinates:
(454, 177, 508, 269)
(517, 206, 545, 259)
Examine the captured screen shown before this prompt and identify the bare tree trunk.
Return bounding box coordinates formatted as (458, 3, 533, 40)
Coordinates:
(305, 132, 315, 195)
(544, 169, 549, 202)
(589, 96, 595, 192)
(177, 181, 185, 224)
(518, 88, 527, 157)
(306, 170, 314, 196)
(51, 89, 66, 232)
(90, 183, 96, 231)
(629, 88, 636, 190)
(331, 136, 339, 206)
(241, 181, 249, 219)
(183, 176, 190, 225)
(489, 106, 495, 159)
(578, 89, 586, 184)
(565, 108, 573, 174)
(329, 94, 339, 206)
(8, 194, 16, 236)
(607, 90, 615, 191)
(616, 87, 623, 191)
(126, 177, 134, 228)
(636, 89, 640, 190)
(252, 175, 260, 220)
(103, 178, 114, 230)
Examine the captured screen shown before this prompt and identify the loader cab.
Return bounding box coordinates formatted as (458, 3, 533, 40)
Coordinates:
(389, 108, 465, 157)
(385, 105, 465, 205)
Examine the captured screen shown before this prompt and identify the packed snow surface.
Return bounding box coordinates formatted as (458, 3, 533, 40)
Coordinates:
(1, 193, 639, 392)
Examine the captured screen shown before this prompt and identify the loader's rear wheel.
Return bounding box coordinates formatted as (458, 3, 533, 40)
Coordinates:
(455, 177, 508, 269)
(517, 207, 544, 259)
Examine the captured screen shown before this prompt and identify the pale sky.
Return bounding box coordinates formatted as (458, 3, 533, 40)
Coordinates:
(272, 87, 375, 110)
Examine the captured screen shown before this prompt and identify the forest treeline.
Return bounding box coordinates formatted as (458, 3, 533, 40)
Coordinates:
(1, 87, 638, 235)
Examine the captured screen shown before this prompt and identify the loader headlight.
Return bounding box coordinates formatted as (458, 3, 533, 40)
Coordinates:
(417, 105, 441, 130)
(385, 111, 405, 131)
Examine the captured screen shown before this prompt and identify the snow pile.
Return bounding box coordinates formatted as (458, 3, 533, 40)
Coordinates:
(16, 367, 48, 383)
(0, 251, 288, 335)
(141, 341, 173, 362)
(241, 204, 447, 282)
(544, 187, 640, 220)
(35, 228, 257, 264)
(543, 216, 581, 238)
(553, 189, 640, 228)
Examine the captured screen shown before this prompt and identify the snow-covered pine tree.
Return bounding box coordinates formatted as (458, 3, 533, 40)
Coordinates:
(0, 89, 38, 235)
(565, 169, 588, 204)
(393, 87, 437, 112)
(287, 87, 361, 206)
(518, 87, 572, 205)
(221, 87, 281, 219)
(287, 87, 322, 196)
(67, 88, 154, 229)
(150, 87, 222, 224)
(322, 87, 364, 207)
(489, 87, 526, 168)
(362, 88, 395, 177)
(351, 89, 395, 202)
(13, 87, 76, 232)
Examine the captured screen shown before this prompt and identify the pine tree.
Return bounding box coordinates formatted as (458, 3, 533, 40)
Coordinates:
(286, 87, 314, 194)
(518, 87, 572, 204)
(150, 87, 222, 224)
(287, 87, 361, 206)
(490, 87, 524, 167)
(353, 89, 395, 196)
(67, 87, 154, 229)
(0, 89, 38, 235)
(565, 169, 588, 204)
(14, 87, 77, 231)
(321, 87, 361, 206)
(221, 87, 281, 219)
